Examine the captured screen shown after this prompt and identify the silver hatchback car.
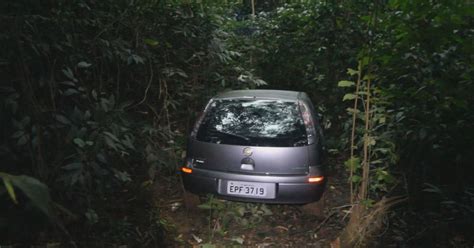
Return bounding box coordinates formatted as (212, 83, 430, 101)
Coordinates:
(181, 90, 326, 204)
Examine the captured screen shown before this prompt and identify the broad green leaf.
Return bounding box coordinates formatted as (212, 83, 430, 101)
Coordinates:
(113, 169, 131, 182)
(360, 15, 371, 22)
(371, 159, 384, 164)
(77, 61, 92, 68)
(104, 136, 117, 151)
(343, 93, 356, 101)
(363, 74, 376, 81)
(104, 131, 120, 142)
(91, 89, 98, 100)
(346, 108, 360, 114)
(62, 162, 82, 170)
(62, 68, 77, 82)
(84, 110, 91, 120)
(96, 153, 107, 164)
(364, 135, 376, 146)
(63, 88, 79, 96)
(100, 98, 109, 112)
(3, 178, 18, 204)
(197, 203, 212, 210)
(254, 78, 267, 86)
(176, 69, 188, 78)
(347, 68, 358, 76)
(128, 54, 144, 65)
(338, 80, 355, 87)
(73, 138, 86, 148)
(374, 148, 390, 154)
(351, 175, 361, 183)
(379, 116, 386, 124)
(55, 114, 71, 125)
(9, 174, 51, 217)
(144, 38, 159, 46)
(85, 208, 98, 224)
(360, 57, 370, 67)
(344, 157, 361, 170)
(121, 135, 135, 150)
(423, 183, 441, 194)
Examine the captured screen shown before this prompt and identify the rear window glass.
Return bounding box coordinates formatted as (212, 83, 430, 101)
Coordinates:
(196, 99, 308, 147)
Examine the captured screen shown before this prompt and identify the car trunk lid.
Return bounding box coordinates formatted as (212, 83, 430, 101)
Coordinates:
(189, 140, 309, 175)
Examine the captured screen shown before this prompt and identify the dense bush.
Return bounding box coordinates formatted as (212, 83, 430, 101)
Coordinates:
(0, 0, 261, 245)
(1, 0, 472, 246)
(230, 0, 474, 244)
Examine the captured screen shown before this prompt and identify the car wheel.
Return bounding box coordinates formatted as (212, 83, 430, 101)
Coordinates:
(301, 194, 326, 218)
(183, 190, 200, 212)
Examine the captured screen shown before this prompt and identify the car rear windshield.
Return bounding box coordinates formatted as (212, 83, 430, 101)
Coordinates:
(196, 99, 308, 147)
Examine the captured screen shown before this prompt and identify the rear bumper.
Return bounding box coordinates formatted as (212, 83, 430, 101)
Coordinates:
(182, 168, 326, 204)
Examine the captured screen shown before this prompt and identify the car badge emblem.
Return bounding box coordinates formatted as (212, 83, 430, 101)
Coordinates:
(243, 147, 253, 157)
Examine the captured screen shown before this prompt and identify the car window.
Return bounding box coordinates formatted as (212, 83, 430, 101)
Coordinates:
(196, 99, 308, 147)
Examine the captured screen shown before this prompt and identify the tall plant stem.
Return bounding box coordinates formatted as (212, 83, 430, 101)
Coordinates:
(350, 62, 362, 204)
(251, 0, 256, 18)
(360, 77, 371, 200)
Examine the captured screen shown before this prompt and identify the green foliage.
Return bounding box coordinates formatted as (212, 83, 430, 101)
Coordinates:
(344, 157, 361, 173)
(340, 58, 400, 199)
(0, 0, 472, 245)
(0, 172, 51, 217)
(222, 0, 376, 143)
(338, 80, 355, 88)
(366, 0, 474, 209)
(0, 0, 262, 245)
(199, 195, 273, 238)
(377, 2, 472, 147)
(423, 183, 474, 219)
(336, 1, 473, 244)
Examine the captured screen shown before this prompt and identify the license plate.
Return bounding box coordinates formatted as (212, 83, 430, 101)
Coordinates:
(227, 181, 268, 197)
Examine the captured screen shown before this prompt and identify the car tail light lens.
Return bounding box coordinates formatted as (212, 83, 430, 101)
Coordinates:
(308, 176, 324, 183)
(181, 158, 194, 174)
(298, 101, 316, 145)
(181, 167, 193, 174)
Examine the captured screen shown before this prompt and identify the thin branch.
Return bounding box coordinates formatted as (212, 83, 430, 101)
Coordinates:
(135, 62, 154, 107)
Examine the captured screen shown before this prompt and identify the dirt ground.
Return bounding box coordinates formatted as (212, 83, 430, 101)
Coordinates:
(154, 157, 350, 247)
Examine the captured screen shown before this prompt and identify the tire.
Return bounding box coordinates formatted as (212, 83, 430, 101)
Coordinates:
(183, 190, 201, 212)
(301, 193, 326, 218)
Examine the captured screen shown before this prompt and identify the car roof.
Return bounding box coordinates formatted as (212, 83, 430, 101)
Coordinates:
(214, 90, 303, 100)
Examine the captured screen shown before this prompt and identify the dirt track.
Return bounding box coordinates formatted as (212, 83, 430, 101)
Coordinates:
(155, 156, 349, 247)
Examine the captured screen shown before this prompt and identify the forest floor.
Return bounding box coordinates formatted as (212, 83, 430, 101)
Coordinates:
(153, 155, 351, 247)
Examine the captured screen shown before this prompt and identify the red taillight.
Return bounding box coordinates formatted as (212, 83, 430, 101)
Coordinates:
(181, 167, 193, 174)
(308, 176, 324, 183)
